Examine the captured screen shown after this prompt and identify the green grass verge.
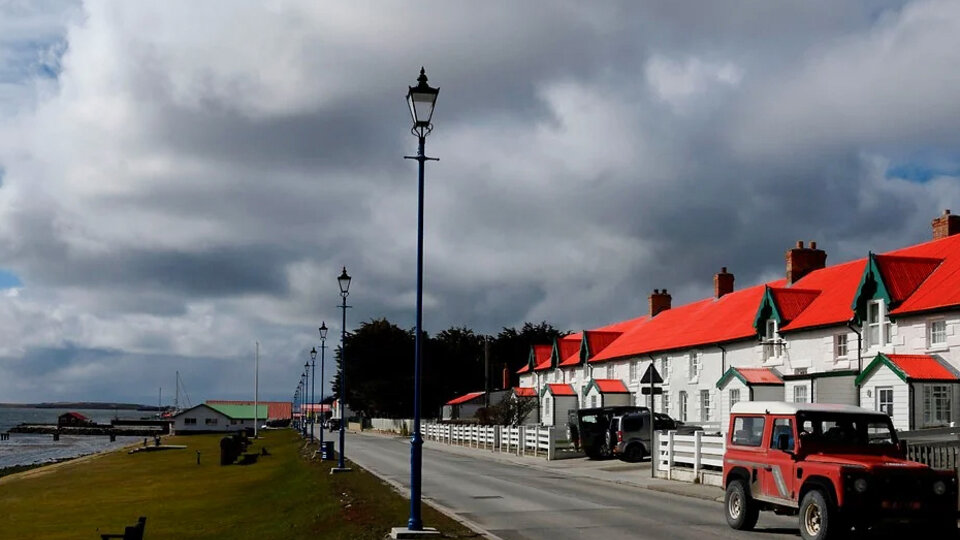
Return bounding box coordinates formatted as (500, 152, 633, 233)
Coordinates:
(0, 430, 478, 539)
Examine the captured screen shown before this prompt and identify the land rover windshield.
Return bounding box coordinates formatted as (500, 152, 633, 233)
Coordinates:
(796, 412, 898, 453)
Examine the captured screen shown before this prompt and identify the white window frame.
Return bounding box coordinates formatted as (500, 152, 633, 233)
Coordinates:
(629, 361, 639, 383)
(688, 353, 700, 380)
(834, 334, 848, 359)
(700, 390, 711, 421)
(763, 319, 784, 360)
(928, 320, 947, 349)
(662, 391, 670, 415)
(876, 386, 894, 417)
(605, 365, 614, 379)
(793, 384, 808, 403)
(729, 388, 740, 408)
(679, 391, 688, 422)
(923, 385, 952, 426)
(544, 396, 551, 421)
(660, 357, 670, 382)
(866, 299, 891, 348)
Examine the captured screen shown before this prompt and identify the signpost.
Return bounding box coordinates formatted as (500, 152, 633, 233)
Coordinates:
(640, 364, 662, 478)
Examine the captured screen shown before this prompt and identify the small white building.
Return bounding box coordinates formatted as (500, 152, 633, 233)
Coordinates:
(540, 384, 578, 427)
(716, 367, 784, 431)
(582, 379, 632, 408)
(172, 403, 264, 434)
(856, 352, 960, 431)
(441, 391, 485, 421)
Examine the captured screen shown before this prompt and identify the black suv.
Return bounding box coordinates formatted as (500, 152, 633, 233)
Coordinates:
(568, 406, 647, 459)
(610, 410, 679, 462)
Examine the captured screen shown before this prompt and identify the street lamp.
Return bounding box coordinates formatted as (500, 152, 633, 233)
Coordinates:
(305, 359, 313, 441)
(333, 267, 352, 472)
(318, 322, 328, 456)
(301, 372, 307, 437)
(404, 66, 439, 533)
(310, 348, 317, 443)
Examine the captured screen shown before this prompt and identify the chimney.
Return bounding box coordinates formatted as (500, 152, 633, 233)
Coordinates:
(932, 209, 960, 240)
(786, 240, 827, 285)
(649, 289, 672, 317)
(502, 365, 509, 390)
(714, 267, 734, 299)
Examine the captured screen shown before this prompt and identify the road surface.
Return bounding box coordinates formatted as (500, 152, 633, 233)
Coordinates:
(346, 432, 799, 540)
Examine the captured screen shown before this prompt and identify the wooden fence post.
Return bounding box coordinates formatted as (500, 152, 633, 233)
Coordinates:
(693, 430, 702, 478)
(666, 431, 675, 480)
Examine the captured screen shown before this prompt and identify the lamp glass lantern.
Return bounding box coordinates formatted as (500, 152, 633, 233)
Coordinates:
(407, 67, 439, 134)
(338, 267, 352, 295)
(319, 322, 328, 340)
(310, 347, 317, 361)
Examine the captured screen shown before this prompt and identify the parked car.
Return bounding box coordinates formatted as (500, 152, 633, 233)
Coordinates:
(326, 418, 341, 431)
(610, 411, 679, 462)
(567, 406, 647, 459)
(723, 401, 958, 540)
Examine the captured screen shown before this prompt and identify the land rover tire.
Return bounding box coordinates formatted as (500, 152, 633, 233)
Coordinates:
(725, 479, 759, 530)
(623, 443, 645, 462)
(799, 489, 841, 540)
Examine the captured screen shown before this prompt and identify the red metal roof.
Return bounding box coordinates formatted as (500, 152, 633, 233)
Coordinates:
(592, 379, 630, 393)
(770, 288, 820, 323)
(779, 259, 866, 332)
(532, 344, 554, 371)
(593, 316, 647, 333)
(886, 354, 958, 381)
(513, 387, 537, 397)
(593, 282, 780, 362)
(545, 383, 576, 396)
(207, 400, 292, 420)
(737, 367, 784, 384)
(61, 412, 88, 420)
(875, 255, 942, 304)
(445, 391, 485, 406)
(585, 331, 624, 361)
(556, 335, 581, 367)
(516, 364, 531, 374)
(887, 234, 960, 315)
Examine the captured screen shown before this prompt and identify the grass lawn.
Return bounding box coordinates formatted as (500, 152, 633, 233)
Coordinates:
(0, 430, 478, 539)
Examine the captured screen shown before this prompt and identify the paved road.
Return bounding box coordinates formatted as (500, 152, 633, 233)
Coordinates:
(346, 432, 799, 540)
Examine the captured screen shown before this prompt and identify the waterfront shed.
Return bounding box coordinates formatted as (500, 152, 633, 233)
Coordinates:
(57, 412, 92, 427)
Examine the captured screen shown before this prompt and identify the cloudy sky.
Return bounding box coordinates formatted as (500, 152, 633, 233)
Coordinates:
(1, 0, 959, 404)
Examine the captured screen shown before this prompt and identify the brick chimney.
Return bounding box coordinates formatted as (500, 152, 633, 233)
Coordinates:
(714, 267, 734, 299)
(502, 365, 510, 390)
(786, 241, 827, 285)
(649, 289, 672, 317)
(932, 209, 960, 240)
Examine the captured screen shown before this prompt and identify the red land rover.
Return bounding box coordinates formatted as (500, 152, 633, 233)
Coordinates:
(723, 401, 957, 539)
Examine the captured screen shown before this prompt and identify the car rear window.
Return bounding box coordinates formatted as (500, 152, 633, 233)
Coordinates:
(622, 415, 643, 432)
(731, 416, 765, 447)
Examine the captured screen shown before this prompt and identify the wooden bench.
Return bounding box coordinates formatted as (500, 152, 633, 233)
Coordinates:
(100, 516, 146, 540)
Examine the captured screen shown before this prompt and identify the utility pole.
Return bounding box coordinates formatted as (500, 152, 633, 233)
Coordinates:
(254, 341, 260, 438)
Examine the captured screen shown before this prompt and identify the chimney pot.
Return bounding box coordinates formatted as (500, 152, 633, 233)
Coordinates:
(786, 240, 827, 285)
(714, 267, 735, 299)
(721, 266, 727, 273)
(797, 241, 804, 248)
(932, 209, 960, 240)
(649, 289, 672, 317)
(810, 241, 817, 249)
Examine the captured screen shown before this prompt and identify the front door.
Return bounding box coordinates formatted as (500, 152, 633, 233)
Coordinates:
(761, 416, 797, 503)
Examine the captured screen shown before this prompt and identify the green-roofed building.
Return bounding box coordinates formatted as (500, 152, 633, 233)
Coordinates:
(206, 403, 268, 420)
(172, 403, 268, 434)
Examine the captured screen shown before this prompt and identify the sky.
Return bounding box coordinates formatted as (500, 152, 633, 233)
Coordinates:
(1, 0, 960, 405)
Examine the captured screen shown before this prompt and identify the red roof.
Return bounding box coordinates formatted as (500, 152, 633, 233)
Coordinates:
(886, 354, 958, 380)
(445, 391, 485, 406)
(594, 316, 647, 333)
(778, 259, 866, 332)
(516, 364, 531, 374)
(737, 368, 783, 384)
(591, 379, 630, 393)
(61, 412, 88, 420)
(555, 335, 581, 366)
(532, 344, 553, 371)
(545, 383, 576, 396)
(207, 400, 292, 420)
(593, 282, 780, 361)
(875, 255, 942, 304)
(513, 387, 537, 397)
(770, 288, 820, 323)
(886, 234, 960, 315)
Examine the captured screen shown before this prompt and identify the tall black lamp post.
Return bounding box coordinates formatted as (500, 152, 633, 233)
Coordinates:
(305, 359, 313, 440)
(318, 322, 328, 453)
(301, 371, 307, 437)
(310, 347, 318, 442)
(333, 267, 352, 472)
(404, 67, 439, 532)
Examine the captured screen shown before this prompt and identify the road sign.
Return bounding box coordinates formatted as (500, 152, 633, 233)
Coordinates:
(640, 386, 663, 395)
(640, 364, 663, 384)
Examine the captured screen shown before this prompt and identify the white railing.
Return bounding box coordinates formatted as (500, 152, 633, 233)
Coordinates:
(423, 423, 557, 459)
(657, 430, 725, 480)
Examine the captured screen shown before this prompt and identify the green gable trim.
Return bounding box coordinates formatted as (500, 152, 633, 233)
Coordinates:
(753, 286, 783, 335)
(550, 338, 560, 369)
(580, 332, 591, 365)
(855, 353, 906, 386)
(850, 253, 891, 324)
(526, 346, 536, 371)
(716, 367, 748, 389)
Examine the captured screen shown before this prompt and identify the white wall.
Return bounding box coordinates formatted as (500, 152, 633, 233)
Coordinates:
(173, 406, 238, 433)
(858, 367, 909, 431)
(718, 378, 747, 433)
(815, 375, 858, 405)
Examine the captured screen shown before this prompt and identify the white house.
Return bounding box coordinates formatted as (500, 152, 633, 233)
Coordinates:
(856, 352, 960, 431)
(582, 379, 631, 408)
(540, 383, 578, 427)
(715, 367, 784, 431)
(441, 391, 485, 421)
(172, 403, 266, 434)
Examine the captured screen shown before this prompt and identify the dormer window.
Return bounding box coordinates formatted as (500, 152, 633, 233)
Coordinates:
(763, 320, 784, 360)
(866, 299, 891, 348)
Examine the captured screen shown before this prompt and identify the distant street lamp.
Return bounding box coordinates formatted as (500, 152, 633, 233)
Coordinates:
(310, 348, 317, 443)
(404, 66, 439, 532)
(301, 372, 307, 437)
(334, 267, 352, 472)
(305, 359, 313, 441)
(318, 322, 328, 455)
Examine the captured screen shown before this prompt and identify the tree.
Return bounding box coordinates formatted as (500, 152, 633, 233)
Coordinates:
(331, 318, 415, 418)
(423, 326, 488, 417)
(477, 396, 537, 426)
(490, 321, 567, 389)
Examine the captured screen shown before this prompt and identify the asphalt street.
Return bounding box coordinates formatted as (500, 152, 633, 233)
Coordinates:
(345, 432, 800, 540)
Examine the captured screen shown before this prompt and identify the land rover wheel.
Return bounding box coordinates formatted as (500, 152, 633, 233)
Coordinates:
(799, 490, 841, 540)
(623, 443, 645, 463)
(725, 479, 759, 530)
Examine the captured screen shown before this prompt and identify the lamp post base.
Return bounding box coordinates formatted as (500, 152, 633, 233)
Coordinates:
(389, 527, 439, 539)
(330, 467, 353, 474)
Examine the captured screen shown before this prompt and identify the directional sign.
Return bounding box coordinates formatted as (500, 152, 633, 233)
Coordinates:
(640, 364, 663, 384)
(640, 386, 663, 395)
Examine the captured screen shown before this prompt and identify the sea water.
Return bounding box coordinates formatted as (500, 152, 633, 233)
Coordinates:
(0, 407, 146, 468)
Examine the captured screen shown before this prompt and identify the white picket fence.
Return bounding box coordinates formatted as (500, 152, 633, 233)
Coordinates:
(656, 430, 725, 485)
(423, 423, 557, 459)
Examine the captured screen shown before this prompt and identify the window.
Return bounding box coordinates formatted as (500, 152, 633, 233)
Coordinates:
(877, 387, 894, 417)
(679, 391, 688, 422)
(763, 320, 784, 360)
(660, 357, 670, 381)
(184, 418, 197, 425)
(662, 391, 670, 415)
(929, 320, 947, 348)
(605, 365, 614, 379)
(688, 353, 700, 380)
(205, 418, 218, 425)
(795, 368, 808, 375)
(729, 389, 741, 408)
(700, 390, 711, 421)
(866, 299, 891, 347)
(629, 361, 639, 383)
(834, 334, 848, 359)
(544, 397, 551, 420)
(923, 385, 952, 426)
(793, 385, 808, 403)
(731, 416, 765, 447)
(770, 418, 794, 452)
(590, 395, 598, 408)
